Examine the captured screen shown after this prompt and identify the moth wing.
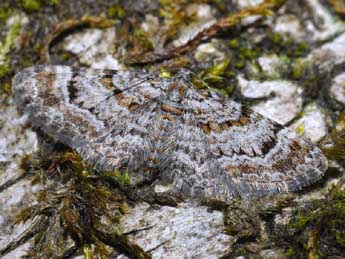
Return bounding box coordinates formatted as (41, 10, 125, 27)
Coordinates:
(174, 87, 327, 198)
(12, 66, 165, 184)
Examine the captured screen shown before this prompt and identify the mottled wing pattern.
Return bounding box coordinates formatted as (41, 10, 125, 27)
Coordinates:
(171, 84, 326, 200)
(12, 66, 327, 201)
(13, 66, 168, 184)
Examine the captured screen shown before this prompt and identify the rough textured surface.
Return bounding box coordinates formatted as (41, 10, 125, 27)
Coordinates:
(291, 103, 329, 143)
(306, 33, 345, 73)
(119, 203, 233, 258)
(12, 65, 326, 202)
(0, 102, 38, 258)
(63, 28, 123, 70)
(330, 72, 345, 108)
(237, 76, 303, 125)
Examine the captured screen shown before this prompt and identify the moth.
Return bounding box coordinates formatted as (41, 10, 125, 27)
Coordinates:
(12, 66, 327, 202)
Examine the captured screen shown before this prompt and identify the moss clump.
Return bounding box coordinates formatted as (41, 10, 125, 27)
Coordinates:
(159, 70, 172, 78)
(271, 33, 309, 58)
(234, 60, 245, 69)
(20, 0, 60, 12)
(0, 15, 21, 84)
(227, 38, 262, 73)
(0, 3, 13, 25)
(196, 59, 237, 97)
(3, 151, 151, 259)
(273, 181, 345, 258)
(107, 170, 132, 186)
(335, 231, 345, 247)
(48, 0, 60, 5)
(200, 59, 230, 84)
(219, 31, 309, 83)
(228, 39, 240, 49)
(295, 122, 305, 136)
(21, 0, 41, 12)
(126, 28, 154, 55)
(107, 5, 125, 19)
(191, 75, 208, 89)
(291, 59, 306, 80)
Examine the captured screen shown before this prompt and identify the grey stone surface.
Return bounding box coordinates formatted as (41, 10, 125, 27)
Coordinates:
(63, 28, 124, 70)
(290, 103, 329, 143)
(237, 75, 303, 125)
(119, 203, 234, 258)
(257, 54, 289, 79)
(330, 72, 345, 108)
(0, 102, 38, 258)
(303, 0, 345, 42)
(306, 32, 345, 73)
(274, 14, 306, 41)
(172, 3, 216, 47)
(194, 40, 227, 63)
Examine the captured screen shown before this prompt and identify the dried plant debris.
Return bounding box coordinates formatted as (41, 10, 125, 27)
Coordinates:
(126, 0, 287, 64)
(39, 15, 115, 62)
(215, 194, 294, 257)
(12, 65, 327, 203)
(320, 113, 345, 163)
(0, 151, 150, 259)
(273, 180, 345, 258)
(327, 0, 345, 16)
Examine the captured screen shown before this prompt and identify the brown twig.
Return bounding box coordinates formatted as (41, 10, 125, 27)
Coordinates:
(39, 16, 115, 62)
(0, 172, 29, 193)
(126, 0, 287, 65)
(93, 229, 152, 259)
(0, 217, 48, 257)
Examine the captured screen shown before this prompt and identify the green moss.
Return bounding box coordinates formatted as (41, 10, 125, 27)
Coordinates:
(159, 71, 171, 78)
(0, 64, 10, 79)
(107, 5, 125, 18)
(288, 59, 324, 93)
(2, 82, 11, 94)
(272, 33, 283, 45)
(21, 0, 41, 12)
(234, 60, 245, 69)
(191, 76, 208, 89)
(20, 0, 60, 12)
(0, 3, 13, 24)
(295, 122, 305, 136)
(48, 0, 60, 5)
(335, 231, 345, 247)
(286, 247, 296, 258)
(291, 59, 307, 80)
(236, 247, 246, 256)
(59, 52, 73, 61)
(266, 33, 309, 61)
(222, 31, 309, 83)
(290, 212, 309, 230)
(294, 41, 308, 56)
(274, 182, 345, 258)
(0, 16, 21, 80)
(228, 39, 239, 49)
(110, 170, 132, 186)
(239, 46, 260, 61)
(200, 59, 230, 84)
(129, 28, 154, 53)
(225, 84, 234, 95)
